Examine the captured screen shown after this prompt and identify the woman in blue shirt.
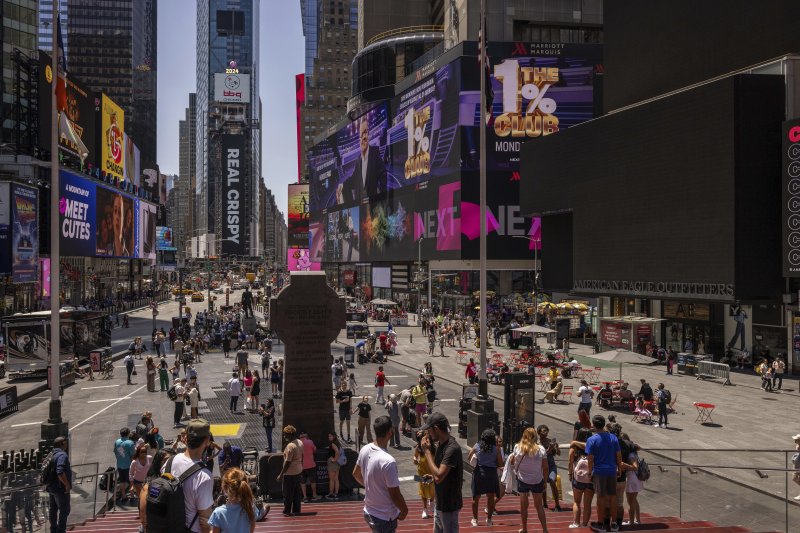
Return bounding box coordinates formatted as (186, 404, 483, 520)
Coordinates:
(468, 429, 503, 527)
(208, 468, 265, 533)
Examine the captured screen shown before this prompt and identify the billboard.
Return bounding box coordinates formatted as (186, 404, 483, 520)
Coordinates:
(123, 133, 141, 186)
(0, 183, 10, 275)
(41, 258, 51, 298)
(783, 117, 800, 276)
(95, 185, 135, 257)
(101, 94, 125, 180)
(287, 248, 321, 271)
(287, 184, 310, 248)
(325, 206, 360, 262)
(156, 226, 176, 251)
(296, 73, 304, 181)
(221, 134, 248, 255)
(11, 184, 38, 283)
(38, 51, 97, 167)
(59, 170, 96, 256)
(139, 201, 157, 260)
(214, 73, 251, 103)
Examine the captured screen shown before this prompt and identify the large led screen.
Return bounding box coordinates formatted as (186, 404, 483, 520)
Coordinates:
(95, 185, 135, 257)
(139, 201, 157, 260)
(11, 184, 39, 283)
(288, 184, 310, 248)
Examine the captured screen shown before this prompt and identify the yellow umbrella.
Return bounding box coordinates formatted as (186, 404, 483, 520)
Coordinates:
(538, 302, 557, 310)
(573, 303, 589, 311)
(557, 302, 574, 310)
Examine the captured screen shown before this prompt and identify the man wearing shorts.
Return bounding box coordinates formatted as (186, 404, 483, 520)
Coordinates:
(113, 427, 136, 501)
(299, 431, 319, 501)
(336, 381, 354, 443)
(585, 415, 622, 532)
(411, 376, 428, 427)
(577, 380, 594, 414)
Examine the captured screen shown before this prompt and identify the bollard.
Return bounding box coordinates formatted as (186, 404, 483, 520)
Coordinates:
(410, 333, 413, 344)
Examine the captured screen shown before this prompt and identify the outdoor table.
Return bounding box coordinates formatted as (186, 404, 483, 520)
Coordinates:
(693, 402, 715, 424)
(456, 351, 469, 365)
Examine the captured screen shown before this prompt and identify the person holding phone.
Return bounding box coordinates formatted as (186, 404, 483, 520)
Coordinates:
(412, 430, 435, 519)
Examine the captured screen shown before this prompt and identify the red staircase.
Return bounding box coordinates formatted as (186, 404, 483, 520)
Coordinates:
(70, 499, 773, 533)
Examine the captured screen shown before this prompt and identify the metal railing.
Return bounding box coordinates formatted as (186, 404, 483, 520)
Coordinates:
(549, 448, 799, 532)
(366, 25, 444, 46)
(0, 462, 100, 532)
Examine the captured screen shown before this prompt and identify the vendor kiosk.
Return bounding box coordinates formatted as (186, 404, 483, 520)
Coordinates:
(502, 372, 536, 452)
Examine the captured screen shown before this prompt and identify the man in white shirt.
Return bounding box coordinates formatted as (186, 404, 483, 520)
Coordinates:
(353, 415, 408, 533)
(227, 372, 242, 412)
(577, 379, 594, 415)
(173, 378, 187, 428)
(161, 418, 214, 533)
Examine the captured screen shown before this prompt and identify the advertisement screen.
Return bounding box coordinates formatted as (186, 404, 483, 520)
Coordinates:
(287, 184, 310, 248)
(101, 94, 125, 181)
(324, 206, 360, 262)
(372, 266, 391, 288)
(38, 51, 97, 167)
(0, 183, 10, 275)
(95, 185, 135, 257)
(156, 226, 176, 250)
(139, 200, 157, 260)
(214, 73, 251, 103)
(59, 170, 96, 256)
(221, 134, 248, 255)
(287, 248, 321, 271)
(123, 133, 141, 186)
(11, 184, 38, 283)
(41, 258, 51, 297)
(141, 168, 159, 200)
(783, 117, 800, 276)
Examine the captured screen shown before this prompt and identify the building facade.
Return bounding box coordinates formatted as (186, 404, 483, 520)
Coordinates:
(1, 0, 38, 148)
(67, 0, 157, 165)
(37, 0, 68, 55)
(196, 0, 260, 257)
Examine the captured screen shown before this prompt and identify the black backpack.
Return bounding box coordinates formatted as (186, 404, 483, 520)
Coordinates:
(39, 450, 59, 485)
(146, 456, 204, 533)
(662, 389, 672, 403)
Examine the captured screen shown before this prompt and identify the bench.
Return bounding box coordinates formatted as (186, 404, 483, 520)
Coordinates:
(696, 360, 732, 385)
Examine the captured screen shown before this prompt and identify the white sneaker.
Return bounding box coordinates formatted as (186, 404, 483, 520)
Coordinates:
(422, 510, 429, 519)
(569, 524, 581, 529)
(471, 518, 479, 527)
(486, 518, 493, 526)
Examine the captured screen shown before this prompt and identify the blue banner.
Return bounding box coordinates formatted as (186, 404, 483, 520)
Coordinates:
(59, 170, 97, 257)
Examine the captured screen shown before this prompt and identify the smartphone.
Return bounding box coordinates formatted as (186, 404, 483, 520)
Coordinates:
(414, 475, 433, 484)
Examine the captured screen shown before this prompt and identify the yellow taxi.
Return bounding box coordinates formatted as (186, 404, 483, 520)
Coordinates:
(191, 292, 205, 302)
(172, 288, 193, 296)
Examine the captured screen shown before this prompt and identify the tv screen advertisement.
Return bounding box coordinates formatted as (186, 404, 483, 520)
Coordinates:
(41, 258, 51, 297)
(287, 183, 310, 248)
(139, 200, 157, 260)
(372, 266, 391, 288)
(220, 134, 248, 255)
(59, 170, 96, 256)
(325, 206, 360, 262)
(123, 134, 141, 186)
(95, 184, 136, 258)
(156, 226, 176, 251)
(11, 184, 38, 283)
(288, 248, 321, 271)
(101, 94, 125, 181)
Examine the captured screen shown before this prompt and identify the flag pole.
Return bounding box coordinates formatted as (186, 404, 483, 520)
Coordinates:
(478, 0, 488, 398)
(42, 3, 66, 444)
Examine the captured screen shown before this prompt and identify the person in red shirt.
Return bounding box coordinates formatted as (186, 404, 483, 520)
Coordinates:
(465, 358, 478, 384)
(375, 365, 391, 404)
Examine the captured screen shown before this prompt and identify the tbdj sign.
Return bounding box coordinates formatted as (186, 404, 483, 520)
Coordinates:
(782, 117, 800, 277)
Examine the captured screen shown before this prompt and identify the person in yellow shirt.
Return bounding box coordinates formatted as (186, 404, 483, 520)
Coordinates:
(547, 365, 560, 389)
(411, 376, 428, 426)
(413, 430, 435, 519)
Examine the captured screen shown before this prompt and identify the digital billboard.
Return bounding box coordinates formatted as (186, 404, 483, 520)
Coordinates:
(325, 206, 359, 262)
(287, 183, 309, 248)
(783, 117, 800, 276)
(214, 73, 251, 103)
(0, 183, 11, 275)
(123, 133, 141, 186)
(156, 226, 176, 251)
(141, 168, 159, 199)
(221, 134, 248, 255)
(95, 185, 135, 257)
(11, 184, 38, 283)
(139, 200, 157, 260)
(101, 94, 125, 180)
(41, 258, 51, 298)
(38, 51, 97, 167)
(287, 248, 321, 271)
(59, 170, 96, 256)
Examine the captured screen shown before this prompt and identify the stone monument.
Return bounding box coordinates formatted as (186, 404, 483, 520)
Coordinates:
(270, 272, 345, 448)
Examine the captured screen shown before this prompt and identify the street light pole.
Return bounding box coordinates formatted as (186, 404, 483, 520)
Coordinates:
(417, 236, 424, 313)
(478, 0, 488, 398)
(513, 235, 541, 325)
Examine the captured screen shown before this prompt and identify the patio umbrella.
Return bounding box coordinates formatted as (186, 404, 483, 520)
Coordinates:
(572, 303, 589, 311)
(586, 349, 656, 380)
(511, 325, 556, 335)
(370, 298, 397, 306)
(537, 302, 557, 310)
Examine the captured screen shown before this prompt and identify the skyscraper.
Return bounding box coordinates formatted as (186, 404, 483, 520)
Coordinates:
(1, 0, 38, 147)
(176, 93, 197, 255)
(67, 0, 158, 165)
(38, 0, 68, 56)
(196, 0, 261, 257)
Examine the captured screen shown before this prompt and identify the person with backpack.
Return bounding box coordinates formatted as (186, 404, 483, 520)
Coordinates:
(45, 436, 71, 533)
(332, 357, 344, 390)
(568, 428, 595, 528)
(259, 400, 276, 453)
(655, 383, 671, 429)
(325, 432, 345, 499)
(147, 419, 214, 533)
(158, 356, 170, 392)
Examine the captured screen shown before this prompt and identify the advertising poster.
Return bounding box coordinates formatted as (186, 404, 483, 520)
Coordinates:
(156, 226, 176, 250)
(38, 51, 97, 167)
(123, 133, 141, 186)
(287, 184, 310, 248)
(0, 183, 10, 275)
(288, 248, 321, 271)
(221, 134, 248, 255)
(139, 200, 157, 260)
(101, 94, 125, 181)
(11, 184, 38, 283)
(41, 258, 51, 297)
(782, 117, 800, 276)
(59, 170, 96, 256)
(214, 73, 251, 103)
(325, 206, 360, 262)
(95, 185, 135, 257)
(309, 220, 325, 263)
(5, 322, 50, 367)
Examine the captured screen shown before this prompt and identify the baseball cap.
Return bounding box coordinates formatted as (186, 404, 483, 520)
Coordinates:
(419, 412, 450, 432)
(187, 419, 211, 440)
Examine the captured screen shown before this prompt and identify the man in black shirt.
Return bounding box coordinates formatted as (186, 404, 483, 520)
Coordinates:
(335, 381, 354, 443)
(353, 395, 373, 447)
(637, 379, 653, 402)
(420, 412, 462, 533)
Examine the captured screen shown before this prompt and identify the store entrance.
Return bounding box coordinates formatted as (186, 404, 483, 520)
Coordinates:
(664, 321, 711, 354)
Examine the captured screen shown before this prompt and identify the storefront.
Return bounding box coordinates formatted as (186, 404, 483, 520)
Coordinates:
(660, 301, 725, 355)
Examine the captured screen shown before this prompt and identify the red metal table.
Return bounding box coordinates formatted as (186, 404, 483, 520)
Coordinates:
(693, 402, 715, 424)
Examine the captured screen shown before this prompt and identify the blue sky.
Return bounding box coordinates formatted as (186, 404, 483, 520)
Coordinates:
(157, 1, 305, 216)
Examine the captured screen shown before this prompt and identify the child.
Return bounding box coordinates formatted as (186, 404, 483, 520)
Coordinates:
(635, 398, 653, 424)
(208, 468, 268, 533)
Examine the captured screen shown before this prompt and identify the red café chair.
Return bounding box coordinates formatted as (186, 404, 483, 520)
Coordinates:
(560, 385, 574, 403)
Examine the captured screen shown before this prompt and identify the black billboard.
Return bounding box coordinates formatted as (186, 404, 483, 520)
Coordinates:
(783, 118, 800, 277)
(221, 134, 248, 255)
(37, 51, 98, 168)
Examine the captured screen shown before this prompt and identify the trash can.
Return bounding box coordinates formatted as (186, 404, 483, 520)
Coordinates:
(90, 347, 113, 372)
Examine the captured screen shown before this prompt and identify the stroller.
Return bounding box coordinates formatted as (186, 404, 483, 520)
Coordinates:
(241, 447, 262, 498)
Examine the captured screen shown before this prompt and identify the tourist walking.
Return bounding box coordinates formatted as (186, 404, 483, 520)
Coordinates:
(773, 357, 786, 390)
(276, 425, 304, 516)
(353, 416, 408, 533)
(145, 356, 156, 392)
(259, 400, 276, 452)
(172, 378, 187, 427)
(585, 415, 623, 532)
(655, 383, 670, 428)
(227, 372, 242, 412)
(336, 381, 354, 443)
(249, 370, 261, 411)
(411, 376, 428, 427)
(468, 429, 503, 526)
(375, 366, 390, 404)
(158, 356, 169, 391)
(510, 427, 549, 533)
(46, 437, 71, 533)
(419, 413, 463, 533)
(124, 352, 135, 385)
(577, 380, 594, 414)
(188, 382, 200, 419)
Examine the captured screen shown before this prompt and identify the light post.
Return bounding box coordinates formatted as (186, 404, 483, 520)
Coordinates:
(513, 236, 541, 325)
(416, 236, 424, 313)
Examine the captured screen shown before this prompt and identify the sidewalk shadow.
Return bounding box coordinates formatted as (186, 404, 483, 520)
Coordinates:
(700, 422, 722, 428)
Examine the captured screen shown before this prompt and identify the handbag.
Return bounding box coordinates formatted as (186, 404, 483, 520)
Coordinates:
(469, 454, 478, 468)
(132, 368, 138, 376)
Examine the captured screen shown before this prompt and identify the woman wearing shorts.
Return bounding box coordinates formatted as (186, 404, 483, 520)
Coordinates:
(326, 432, 342, 500)
(567, 428, 594, 528)
(510, 427, 549, 533)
